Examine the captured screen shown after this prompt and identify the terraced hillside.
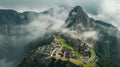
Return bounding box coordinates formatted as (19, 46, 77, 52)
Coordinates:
(17, 35, 99, 67)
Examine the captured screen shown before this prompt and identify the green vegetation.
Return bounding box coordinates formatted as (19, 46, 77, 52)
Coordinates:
(84, 63, 96, 67)
(55, 36, 82, 57)
(96, 53, 118, 67)
(89, 49, 95, 62)
(18, 35, 98, 67)
(54, 36, 97, 66)
(69, 58, 83, 65)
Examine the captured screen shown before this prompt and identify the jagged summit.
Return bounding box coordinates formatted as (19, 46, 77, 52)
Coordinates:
(66, 6, 89, 27)
(66, 6, 120, 67)
(69, 6, 83, 15)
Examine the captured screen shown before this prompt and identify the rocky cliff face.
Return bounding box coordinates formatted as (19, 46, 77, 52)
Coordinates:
(0, 10, 39, 36)
(66, 6, 89, 28)
(0, 9, 39, 25)
(66, 6, 120, 67)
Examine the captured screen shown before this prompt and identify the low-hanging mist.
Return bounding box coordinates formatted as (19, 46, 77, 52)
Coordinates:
(0, 6, 100, 67)
(0, 6, 69, 67)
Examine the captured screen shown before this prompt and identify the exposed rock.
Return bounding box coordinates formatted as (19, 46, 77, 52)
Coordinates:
(66, 6, 120, 67)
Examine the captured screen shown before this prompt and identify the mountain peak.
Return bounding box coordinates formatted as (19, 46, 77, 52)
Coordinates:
(69, 6, 84, 16)
(72, 6, 83, 12)
(66, 6, 89, 27)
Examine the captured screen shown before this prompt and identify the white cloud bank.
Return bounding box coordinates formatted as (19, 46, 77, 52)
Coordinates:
(90, 0, 120, 30)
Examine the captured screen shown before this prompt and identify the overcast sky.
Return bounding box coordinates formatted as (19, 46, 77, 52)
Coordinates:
(0, 0, 120, 28)
(0, 0, 120, 27)
(0, 0, 102, 14)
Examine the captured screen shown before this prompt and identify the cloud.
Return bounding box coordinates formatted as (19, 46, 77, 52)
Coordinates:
(0, 58, 14, 67)
(95, 0, 120, 30)
(0, 6, 68, 67)
(24, 6, 68, 39)
(0, 0, 102, 13)
(0, 5, 99, 66)
(79, 31, 98, 41)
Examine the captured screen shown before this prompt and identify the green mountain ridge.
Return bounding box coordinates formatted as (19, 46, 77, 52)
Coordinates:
(17, 35, 99, 67)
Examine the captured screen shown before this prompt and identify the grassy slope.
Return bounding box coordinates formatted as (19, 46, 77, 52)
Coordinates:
(55, 36, 82, 57)
(55, 36, 96, 66)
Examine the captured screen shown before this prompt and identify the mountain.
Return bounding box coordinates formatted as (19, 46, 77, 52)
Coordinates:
(66, 6, 120, 67)
(0, 6, 69, 67)
(18, 34, 99, 67)
(0, 6, 68, 35)
(0, 9, 38, 25)
(18, 6, 120, 67)
(0, 9, 39, 36)
(0, 6, 120, 67)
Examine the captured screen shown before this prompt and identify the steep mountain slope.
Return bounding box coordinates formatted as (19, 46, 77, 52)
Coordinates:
(0, 9, 38, 25)
(66, 6, 120, 67)
(0, 9, 38, 36)
(0, 6, 68, 35)
(18, 34, 99, 67)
